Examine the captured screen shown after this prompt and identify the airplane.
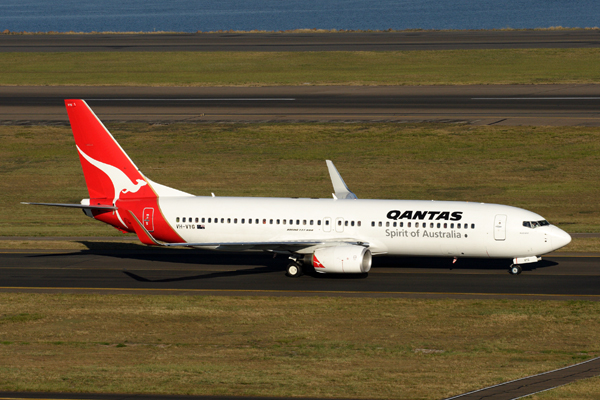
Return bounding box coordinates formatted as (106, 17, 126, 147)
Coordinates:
(23, 99, 572, 277)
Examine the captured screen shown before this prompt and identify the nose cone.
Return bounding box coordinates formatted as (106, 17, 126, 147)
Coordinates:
(550, 226, 572, 251)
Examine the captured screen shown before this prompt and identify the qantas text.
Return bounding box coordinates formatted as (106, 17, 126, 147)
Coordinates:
(386, 210, 463, 221)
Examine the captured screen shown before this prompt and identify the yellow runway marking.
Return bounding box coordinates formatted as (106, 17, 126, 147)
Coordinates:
(1, 286, 600, 298)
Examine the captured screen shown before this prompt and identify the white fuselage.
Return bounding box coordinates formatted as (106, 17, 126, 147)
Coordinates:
(158, 196, 571, 258)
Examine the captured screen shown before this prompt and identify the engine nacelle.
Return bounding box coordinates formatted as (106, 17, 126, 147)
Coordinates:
(311, 245, 372, 274)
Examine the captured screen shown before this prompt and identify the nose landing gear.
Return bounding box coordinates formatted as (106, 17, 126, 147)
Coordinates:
(508, 256, 541, 275)
(509, 264, 522, 275)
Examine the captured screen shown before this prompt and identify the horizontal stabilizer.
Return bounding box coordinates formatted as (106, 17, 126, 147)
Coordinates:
(326, 160, 358, 200)
(21, 202, 117, 210)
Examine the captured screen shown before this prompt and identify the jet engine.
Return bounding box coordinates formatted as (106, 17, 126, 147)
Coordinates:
(311, 245, 372, 274)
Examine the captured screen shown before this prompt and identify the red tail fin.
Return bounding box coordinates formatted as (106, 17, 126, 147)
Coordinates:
(65, 99, 155, 205)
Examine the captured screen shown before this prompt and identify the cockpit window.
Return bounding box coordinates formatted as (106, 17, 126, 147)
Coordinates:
(523, 220, 549, 229)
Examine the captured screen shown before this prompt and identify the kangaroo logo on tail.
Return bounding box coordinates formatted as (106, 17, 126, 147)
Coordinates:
(77, 145, 148, 227)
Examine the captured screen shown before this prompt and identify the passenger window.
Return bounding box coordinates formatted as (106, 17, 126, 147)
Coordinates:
(270, 219, 273, 224)
(444, 223, 447, 228)
(221, 218, 224, 223)
(450, 223, 454, 229)
(371, 221, 375, 227)
(296, 219, 300, 225)
(248, 219, 252, 224)
(393, 222, 396, 227)
(263, 219, 266, 224)
(325, 220, 330, 226)
(176, 217, 180, 222)
(338, 220, 342, 226)
(234, 218, 238, 223)
(415, 222, 419, 228)
(283, 219, 286, 225)
(202, 218, 205, 223)
(310, 220, 313, 225)
(351, 221, 355, 227)
(208, 218, 212, 223)
(241, 218, 245, 224)
(457, 223, 461, 229)
(277, 219, 280, 224)
(471, 224, 475, 229)
(408, 222, 411, 228)
(290, 220, 293, 225)
(317, 220, 321, 225)
(195, 218, 199, 223)
(378, 221, 382, 227)
(464, 224, 467, 229)
(345, 221, 348, 226)
(255, 219, 259, 224)
(437, 223, 440, 228)
(303, 220, 307, 225)
(357, 221, 361, 227)
(400, 222, 403, 228)
(227, 218, 231, 223)
(215, 218, 218, 223)
(386, 221, 390, 227)
(182, 217, 186, 223)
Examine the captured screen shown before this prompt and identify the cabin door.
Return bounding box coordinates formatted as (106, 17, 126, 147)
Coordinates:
(143, 207, 155, 232)
(494, 214, 506, 241)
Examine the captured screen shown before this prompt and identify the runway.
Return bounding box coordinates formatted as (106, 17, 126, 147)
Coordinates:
(1, 247, 599, 300)
(2, 30, 600, 52)
(3, 84, 600, 126)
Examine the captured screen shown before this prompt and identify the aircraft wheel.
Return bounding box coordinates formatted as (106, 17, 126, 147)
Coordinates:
(509, 264, 522, 275)
(286, 262, 303, 277)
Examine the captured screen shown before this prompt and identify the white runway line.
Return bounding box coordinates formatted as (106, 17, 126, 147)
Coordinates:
(85, 98, 296, 101)
(473, 97, 600, 100)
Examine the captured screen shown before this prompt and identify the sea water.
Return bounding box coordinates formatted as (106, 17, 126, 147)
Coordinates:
(1, 0, 598, 33)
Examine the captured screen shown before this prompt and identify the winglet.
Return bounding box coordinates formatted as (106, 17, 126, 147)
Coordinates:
(126, 210, 164, 246)
(326, 160, 358, 200)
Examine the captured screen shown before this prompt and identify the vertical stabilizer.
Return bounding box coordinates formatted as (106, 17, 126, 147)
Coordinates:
(65, 99, 154, 204)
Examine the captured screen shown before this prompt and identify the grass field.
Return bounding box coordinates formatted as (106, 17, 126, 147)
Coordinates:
(0, 294, 599, 399)
(2, 122, 599, 238)
(1, 48, 600, 86)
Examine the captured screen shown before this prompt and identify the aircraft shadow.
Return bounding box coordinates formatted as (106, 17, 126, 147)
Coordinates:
(375, 255, 559, 272)
(29, 241, 559, 280)
(28, 241, 282, 268)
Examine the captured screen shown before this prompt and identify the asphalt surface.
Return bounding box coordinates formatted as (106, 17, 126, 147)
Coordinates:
(444, 357, 600, 400)
(1, 246, 598, 300)
(3, 84, 600, 126)
(2, 30, 600, 52)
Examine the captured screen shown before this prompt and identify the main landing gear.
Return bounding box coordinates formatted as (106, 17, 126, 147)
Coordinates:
(286, 261, 304, 277)
(286, 255, 312, 277)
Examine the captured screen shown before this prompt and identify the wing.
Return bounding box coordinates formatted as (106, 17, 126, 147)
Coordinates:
(125, 211, 368, 253)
